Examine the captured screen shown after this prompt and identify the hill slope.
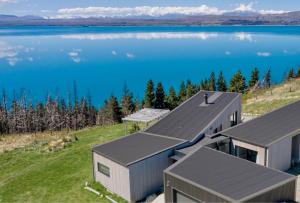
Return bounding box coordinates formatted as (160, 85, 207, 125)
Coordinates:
(0, 125, 127, 203)
(243, 78, 300, 115)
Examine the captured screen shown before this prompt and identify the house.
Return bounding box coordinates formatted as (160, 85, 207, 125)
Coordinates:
(218, 100, 300, 171)
(92, 132, 187, 202)
(92, 91, 242, 202)
(164, 147, 297, 203)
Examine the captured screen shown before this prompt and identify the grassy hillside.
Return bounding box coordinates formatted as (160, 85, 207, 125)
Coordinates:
(0, 125, 128, 203)
(243, 78, 300, 115)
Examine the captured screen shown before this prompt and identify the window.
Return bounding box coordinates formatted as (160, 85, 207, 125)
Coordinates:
(230, 111, 238, 127)
(235, 146, 258, 163)
(173, 190, 199, 203)
(97, 163, 110, 177)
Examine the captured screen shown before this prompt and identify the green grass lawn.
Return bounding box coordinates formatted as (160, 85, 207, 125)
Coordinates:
(0, 124, 128, 203)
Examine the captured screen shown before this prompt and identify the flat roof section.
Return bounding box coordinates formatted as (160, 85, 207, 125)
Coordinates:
(122, 108, 170, 123)
(93, 132, 186, 167)
(167, 147, 295, 202)
(221, 100, 300, 147)
(145, 91, 240, 142)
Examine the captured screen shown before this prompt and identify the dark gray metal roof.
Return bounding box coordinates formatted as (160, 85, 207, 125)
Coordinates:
(221, 100, 300, 147)
(145, 91, 240, 141)
(93, 132, 186, 167)
(167, 147, 295, 201)
(177, 136, 227, 155)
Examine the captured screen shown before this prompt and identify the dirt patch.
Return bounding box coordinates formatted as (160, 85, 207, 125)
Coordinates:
(0, 130, 74, 153)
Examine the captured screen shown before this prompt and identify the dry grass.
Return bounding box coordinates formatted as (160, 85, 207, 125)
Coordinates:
(0, 130, 74, 153)
(243, 78, 300, 115)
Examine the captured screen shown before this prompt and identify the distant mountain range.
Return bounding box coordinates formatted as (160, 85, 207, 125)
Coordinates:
(1, 11, 300, 26)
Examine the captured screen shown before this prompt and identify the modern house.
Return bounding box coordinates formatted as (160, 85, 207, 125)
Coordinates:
(218, 100, 300, 171)
(92, 91, 242, 202)
(163, 100, 300, 203)
(164, 147, 297, 203)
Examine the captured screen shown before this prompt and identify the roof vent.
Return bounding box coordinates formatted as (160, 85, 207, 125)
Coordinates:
(204, 93, 208, 104)
(200, 92, 223, 107)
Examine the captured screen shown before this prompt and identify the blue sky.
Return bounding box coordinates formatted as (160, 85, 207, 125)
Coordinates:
(1, 0, 300, 17)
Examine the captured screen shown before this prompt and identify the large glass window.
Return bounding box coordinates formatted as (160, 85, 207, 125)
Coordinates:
(235, 146, 258, 163)
(97, 163, 110, 177)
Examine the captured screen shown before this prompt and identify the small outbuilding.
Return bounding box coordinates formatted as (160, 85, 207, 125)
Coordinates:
(92, 132, 187, 202)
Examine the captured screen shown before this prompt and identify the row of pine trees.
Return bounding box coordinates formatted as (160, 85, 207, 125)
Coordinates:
(0, 67, 296, 136)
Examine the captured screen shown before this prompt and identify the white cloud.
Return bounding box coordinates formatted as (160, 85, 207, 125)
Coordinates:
(0, 0, 16, 3)
(0, 41, 33, 66)
(234, 32, 253, 42)
(259, 9, 287, 15)
(27, 57, 33, 62)
(225, 51, 231, 55)
(234, 3, 255, 12)
(72, 57, 81, 63)
(257, 52, 271, 57)
(56, 5, 225, 18)
(68, 49, 82, 63)
(112, 50, 117, 55)
(126, 53, 135, 59)
(7, 57, 19, 66)
(55, 4, 289, 18)
(61, 32, 218, 40)
(69, 52, 78, 57)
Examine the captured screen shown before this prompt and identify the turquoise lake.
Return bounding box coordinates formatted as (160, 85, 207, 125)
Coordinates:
(1, 26, 300, 105)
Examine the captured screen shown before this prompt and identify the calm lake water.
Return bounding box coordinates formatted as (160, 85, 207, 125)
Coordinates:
(1, 26, 300, 105)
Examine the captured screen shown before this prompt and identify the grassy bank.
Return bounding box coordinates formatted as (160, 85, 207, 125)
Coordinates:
(243, 78, 300, 115)
(0, 125, 128, 203)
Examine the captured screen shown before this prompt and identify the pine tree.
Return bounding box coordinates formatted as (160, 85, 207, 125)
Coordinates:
(229, 70, 247, 93)
(200, 78, 210, 91)
(154, 82, 166, 109)
(209, 72, 216, 91)
(109, 95, 122, 124)
(186, 80, 194, 99)
(178, 81, 186, 102)
(249, 67, 259, 88)
(264, 69, 271, 88)
(166, 87, 178, 110)
(144, 80, 155, 108)
(217, 71, 227, 92)
(121, 83, 134, 116)
(287, 68, 295, 80)
(297, 67, 300, 78)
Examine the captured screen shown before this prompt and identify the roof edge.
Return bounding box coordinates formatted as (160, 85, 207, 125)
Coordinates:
(165, 170, 236, 202)
(93, 134, 188, 167)
(221, 100, 300, 145)
(238, 176, 297, 202)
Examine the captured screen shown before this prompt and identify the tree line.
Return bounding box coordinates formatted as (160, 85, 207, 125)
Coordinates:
(0, 67, 283, 136)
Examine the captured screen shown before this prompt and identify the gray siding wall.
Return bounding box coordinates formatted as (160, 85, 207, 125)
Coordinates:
(93, 152, 131, 201)
(129, 149, 174, 202)
(164, 173, 230, 203)
(244, 180, 296, 202)
(202, 95, 242, 136)
(267, 137, 292, 171)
